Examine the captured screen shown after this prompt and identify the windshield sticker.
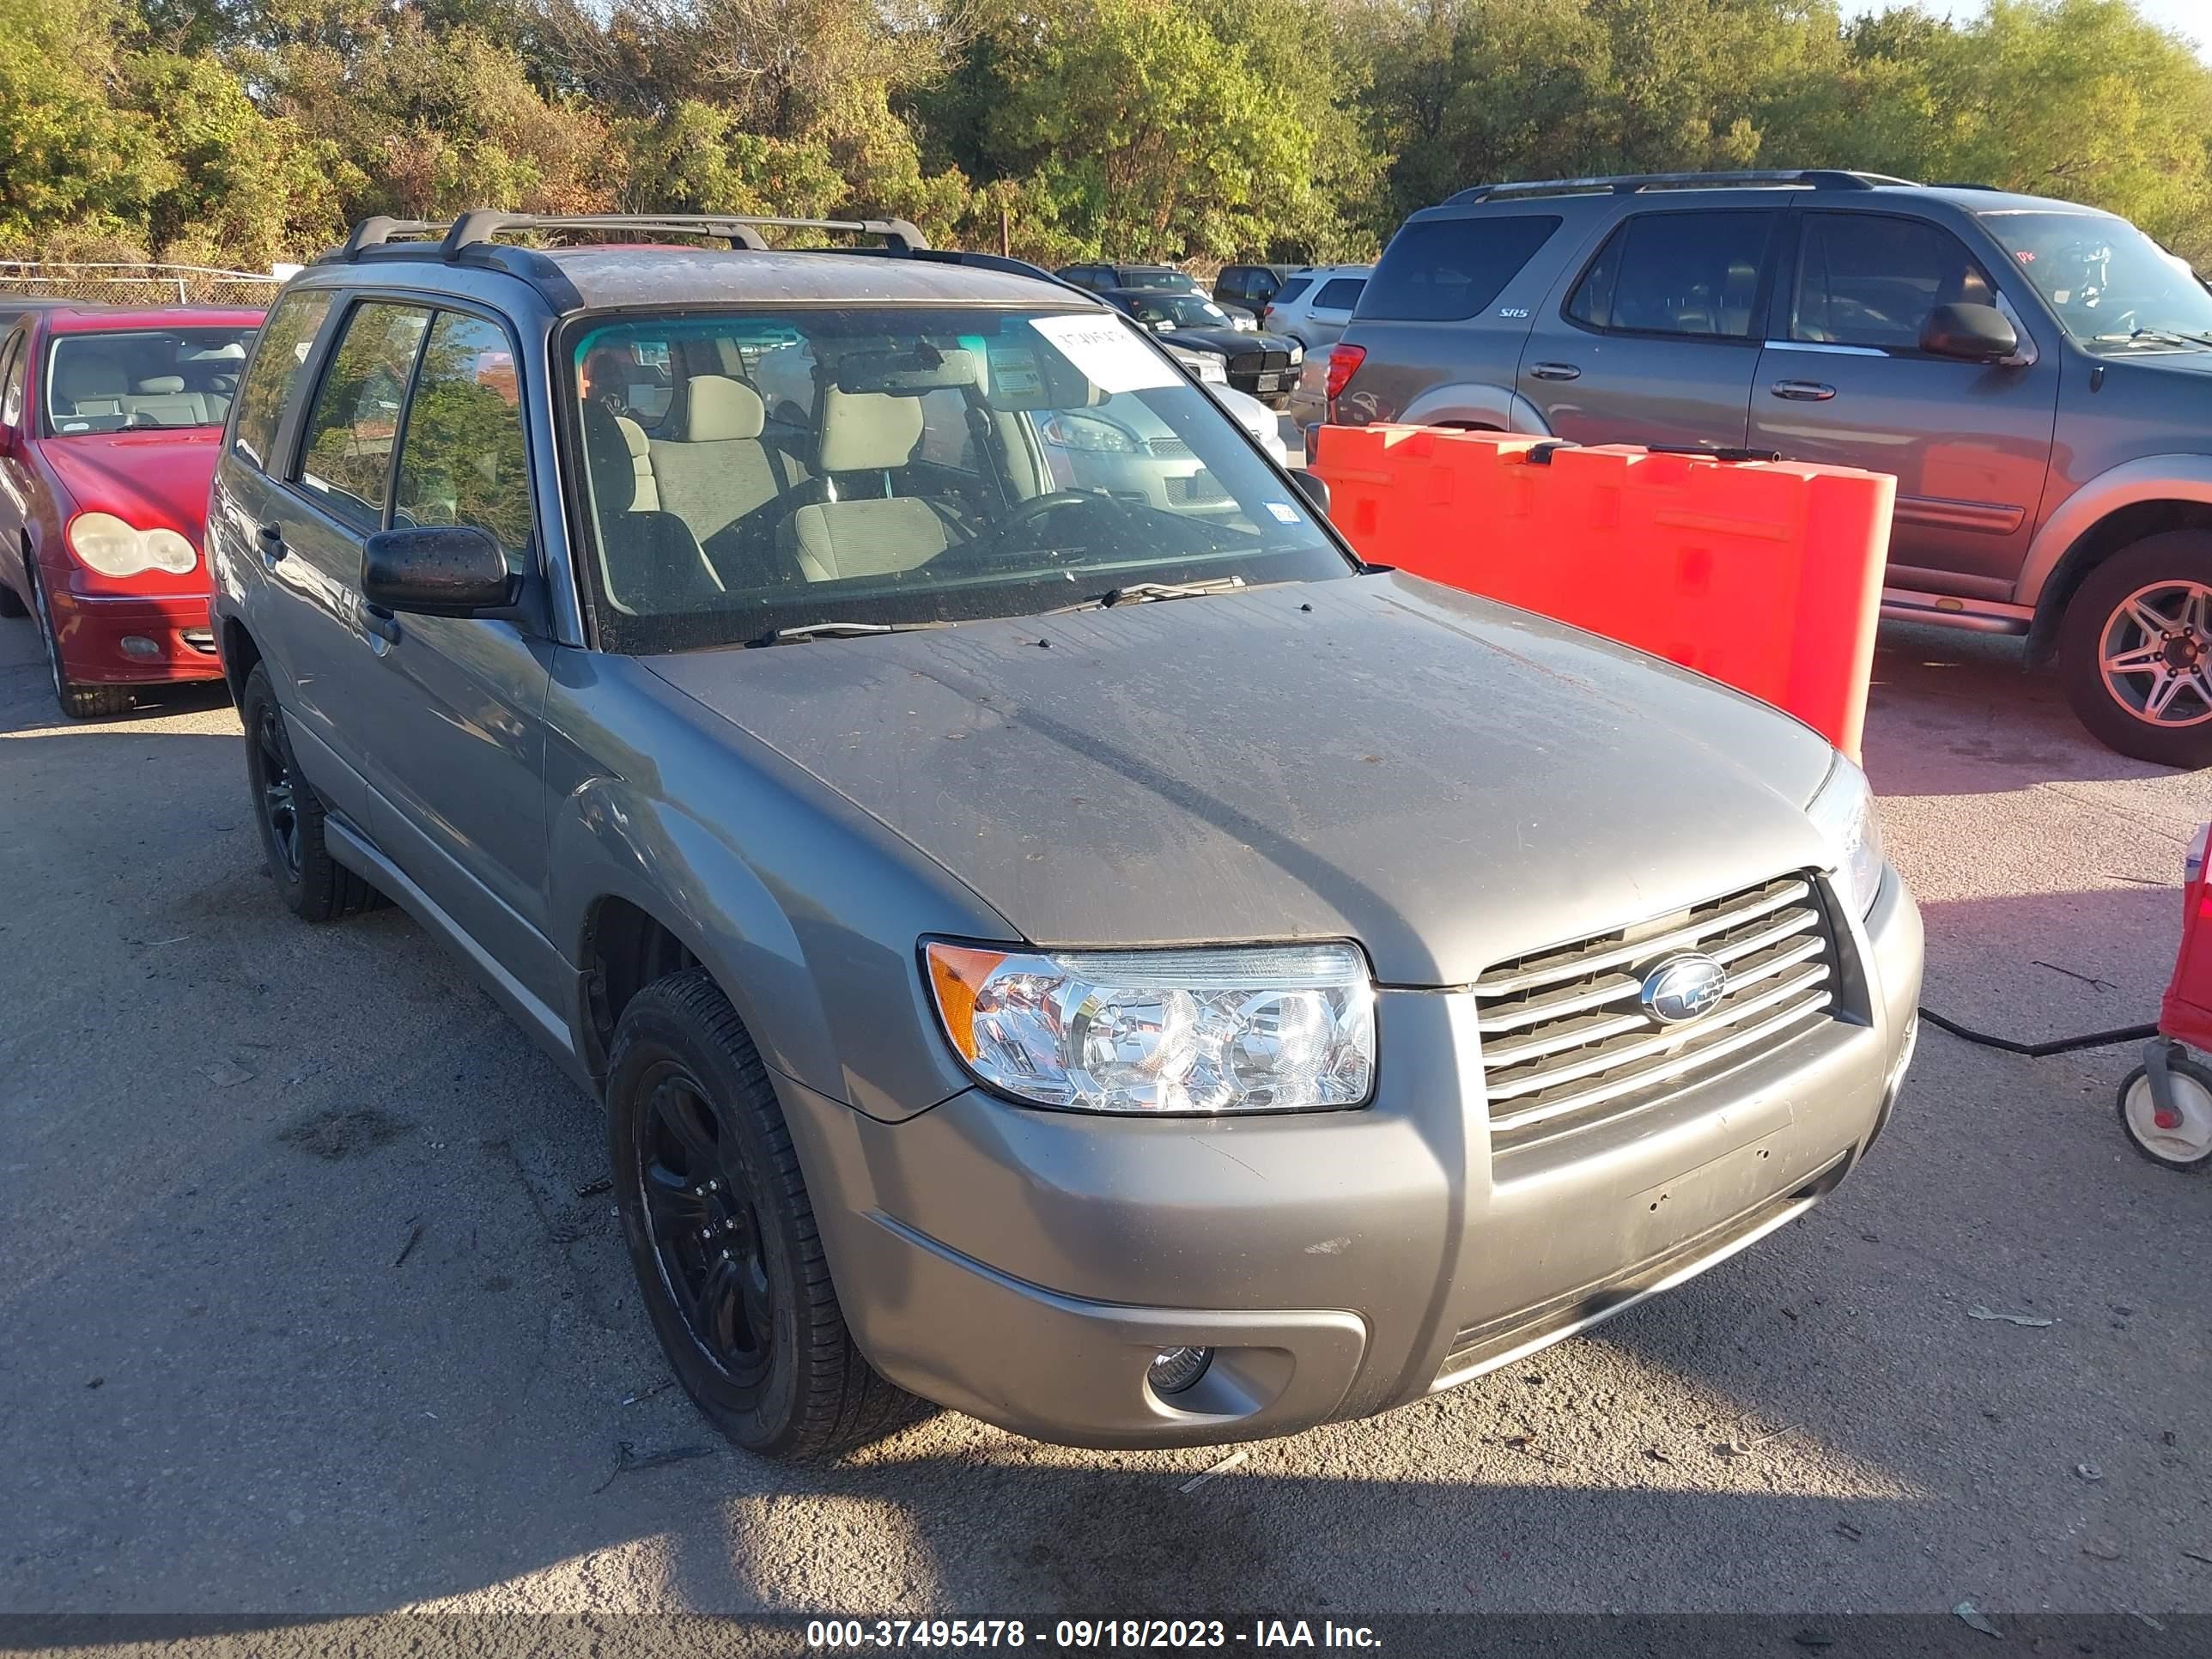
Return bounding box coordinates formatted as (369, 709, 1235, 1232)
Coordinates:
(984, 345, 1042, 400)
(1264, 501, 1303, 525)
(1031, 313, 1178, 395)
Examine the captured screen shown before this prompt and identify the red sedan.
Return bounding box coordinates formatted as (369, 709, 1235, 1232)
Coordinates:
(0, 305, 264, 717)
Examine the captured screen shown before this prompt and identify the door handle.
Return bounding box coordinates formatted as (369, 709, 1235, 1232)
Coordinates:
(361, 605, 402, 647)
(1529, 362, 1582, 381)
(255, 522, 288, 566)
(1770, 380, 1837, 401)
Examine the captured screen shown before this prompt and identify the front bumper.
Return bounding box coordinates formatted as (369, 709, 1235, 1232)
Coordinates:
(46, 584, 221, 685)
(780, 870, 1924, 1449)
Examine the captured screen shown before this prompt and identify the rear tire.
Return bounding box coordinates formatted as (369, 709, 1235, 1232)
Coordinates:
(240, 661, 380, 921)
(608, 969, 920, 1461)
(2057, 531, 2212, 769)
(27, 565, 132, 719)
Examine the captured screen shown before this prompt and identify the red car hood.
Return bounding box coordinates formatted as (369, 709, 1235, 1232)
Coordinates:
(40, 430, 222, 540)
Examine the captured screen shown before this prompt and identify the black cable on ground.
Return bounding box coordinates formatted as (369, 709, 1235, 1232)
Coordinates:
(1917, 1006, 2158, 1058)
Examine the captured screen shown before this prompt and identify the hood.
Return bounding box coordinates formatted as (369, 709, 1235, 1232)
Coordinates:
(38, 430, 222, 539)
(647, 574, 1840, 985)
(1155, 327, 1272, 356)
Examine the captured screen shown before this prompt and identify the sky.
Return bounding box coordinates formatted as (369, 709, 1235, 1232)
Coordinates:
(1836, 0, 2209, 60)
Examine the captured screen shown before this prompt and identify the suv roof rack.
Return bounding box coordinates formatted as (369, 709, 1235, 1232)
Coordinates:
(1445, 169, 1917, 205)
(319, 210, 930, 265)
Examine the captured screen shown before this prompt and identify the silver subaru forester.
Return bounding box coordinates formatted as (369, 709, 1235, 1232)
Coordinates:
(208, 211, 1923, 1459)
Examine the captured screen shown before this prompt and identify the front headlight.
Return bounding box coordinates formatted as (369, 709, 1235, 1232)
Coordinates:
(924, 940, 1376, 1115)
(1807, 755, 1887, 916)
(67, 513, 198, 577)
(1289, 343, 1304, 364)
(1041, 413, 1139, 453)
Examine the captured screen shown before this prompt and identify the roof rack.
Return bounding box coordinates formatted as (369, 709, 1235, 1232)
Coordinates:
(319, 210, 930, 265)
(1445, 169, 1917, 205)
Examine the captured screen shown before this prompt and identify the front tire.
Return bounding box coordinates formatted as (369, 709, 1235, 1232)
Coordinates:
(607, 969, 917, 1460)
(240, 661, 380, 921)
(27, 566, 131, 719)
(2057, 532, 2212, 768)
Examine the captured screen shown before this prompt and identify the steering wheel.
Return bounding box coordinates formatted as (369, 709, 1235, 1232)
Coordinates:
(1005, 489, 1108, 532)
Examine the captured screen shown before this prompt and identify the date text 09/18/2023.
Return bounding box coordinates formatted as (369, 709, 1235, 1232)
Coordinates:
(804, 1618, 1382, 1649)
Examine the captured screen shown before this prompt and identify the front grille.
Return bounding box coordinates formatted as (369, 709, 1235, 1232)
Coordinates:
(1146, 436, 1194, 459)
(1475, 873, 1838, 1150)
(1227, 350, 1291, 375)
(181, 629, 217, 654)
(1164, 471, 1230, 506)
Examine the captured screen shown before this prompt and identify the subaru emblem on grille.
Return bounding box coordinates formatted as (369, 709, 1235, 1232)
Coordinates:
(1639, 953, 1729, 1024)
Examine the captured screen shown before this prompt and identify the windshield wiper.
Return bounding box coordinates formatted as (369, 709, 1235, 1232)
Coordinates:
(1043, 576, 1248, 616)
(749, 619, 954, 647)
(2095, 327, 2212, 349)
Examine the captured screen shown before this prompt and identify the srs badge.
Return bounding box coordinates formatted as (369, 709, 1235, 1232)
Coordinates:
(1639, 953, 1729, 1024)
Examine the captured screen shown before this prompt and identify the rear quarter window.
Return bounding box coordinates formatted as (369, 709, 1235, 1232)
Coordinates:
(1362, 216, 1563, 321)
(1313, 277, 1366, 310)
(1273, 276, 1315, 305)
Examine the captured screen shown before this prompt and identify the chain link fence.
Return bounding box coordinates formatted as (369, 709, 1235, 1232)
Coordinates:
(0, 261, 284, 310)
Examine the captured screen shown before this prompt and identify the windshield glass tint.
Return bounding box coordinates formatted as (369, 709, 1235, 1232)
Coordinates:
(1980, 210, 2212, 346)
(568, 307, 1348, 653)
(46, 327, 257, 432)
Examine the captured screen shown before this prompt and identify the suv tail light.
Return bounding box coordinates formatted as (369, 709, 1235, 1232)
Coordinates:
(1324, 342, 1366, 402)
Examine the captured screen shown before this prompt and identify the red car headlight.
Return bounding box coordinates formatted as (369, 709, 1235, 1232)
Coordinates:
(66, 513, 198, 578)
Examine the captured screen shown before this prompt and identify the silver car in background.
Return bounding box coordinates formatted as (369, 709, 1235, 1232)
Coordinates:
(1262, 264, 1372, 348)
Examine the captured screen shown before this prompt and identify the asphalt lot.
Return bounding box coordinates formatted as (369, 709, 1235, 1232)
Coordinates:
(3, 608, 2209, 1626)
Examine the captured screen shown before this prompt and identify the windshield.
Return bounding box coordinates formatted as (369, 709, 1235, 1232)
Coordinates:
(1139, 296, 1233, 330)
(566, 306, 1347, 653)
(45, 327, 257, 432)
(1120, 270, 1197, 291)
(1979, 210, 2212, 348)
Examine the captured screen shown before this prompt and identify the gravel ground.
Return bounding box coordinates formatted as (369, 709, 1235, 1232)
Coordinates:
(2, 610, 2208, 1628)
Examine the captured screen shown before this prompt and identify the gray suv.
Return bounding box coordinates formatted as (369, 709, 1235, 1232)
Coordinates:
(207, 211, 1922, 1459)
(1332, 169, 2212, 768)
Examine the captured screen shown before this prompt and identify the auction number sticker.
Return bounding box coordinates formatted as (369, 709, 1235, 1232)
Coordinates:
(1031, 313, 1179, 395)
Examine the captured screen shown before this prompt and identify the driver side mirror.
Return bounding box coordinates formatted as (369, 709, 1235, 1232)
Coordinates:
(1920, 302, 2020, 364)
(1290, 469, 1331, 520)
(362, 525, 515, 617)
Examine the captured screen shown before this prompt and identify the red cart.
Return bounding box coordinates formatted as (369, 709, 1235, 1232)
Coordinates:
(2121, 823, 2212, 1170)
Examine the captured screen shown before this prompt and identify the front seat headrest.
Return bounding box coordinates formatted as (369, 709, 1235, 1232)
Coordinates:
(683, 374, 766, 441)
(817, 388, 924, 473)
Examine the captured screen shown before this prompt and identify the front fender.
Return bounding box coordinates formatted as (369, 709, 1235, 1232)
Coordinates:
(2017, 453, 2212, 610)
(1396, 381, 1553, 435)
(550, 779, 834, 1098)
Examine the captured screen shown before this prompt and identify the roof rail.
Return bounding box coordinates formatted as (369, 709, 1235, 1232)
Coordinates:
(1445, 169, 1918, 205)
(320, 210, 931, 265)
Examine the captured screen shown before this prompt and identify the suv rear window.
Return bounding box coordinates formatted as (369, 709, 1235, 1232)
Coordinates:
(1362, 216, 1562, 321)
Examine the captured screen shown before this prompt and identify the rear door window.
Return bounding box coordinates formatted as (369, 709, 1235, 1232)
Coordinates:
(1791, 213, 1997, 352)
(1313, 277, 1367, 311)
(295, 301, 432, 532)
(1567, 211, 1775, 339)
(233, 289, 334, 471)
(1364, 216, 1563, 321)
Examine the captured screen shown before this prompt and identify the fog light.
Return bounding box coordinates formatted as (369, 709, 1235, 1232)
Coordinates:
(120, 635, 161, 660)
(1148, 1346, 1212, 1396)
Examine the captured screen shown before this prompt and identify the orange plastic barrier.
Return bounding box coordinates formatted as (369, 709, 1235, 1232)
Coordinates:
(1311, 425, 1896, 759)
